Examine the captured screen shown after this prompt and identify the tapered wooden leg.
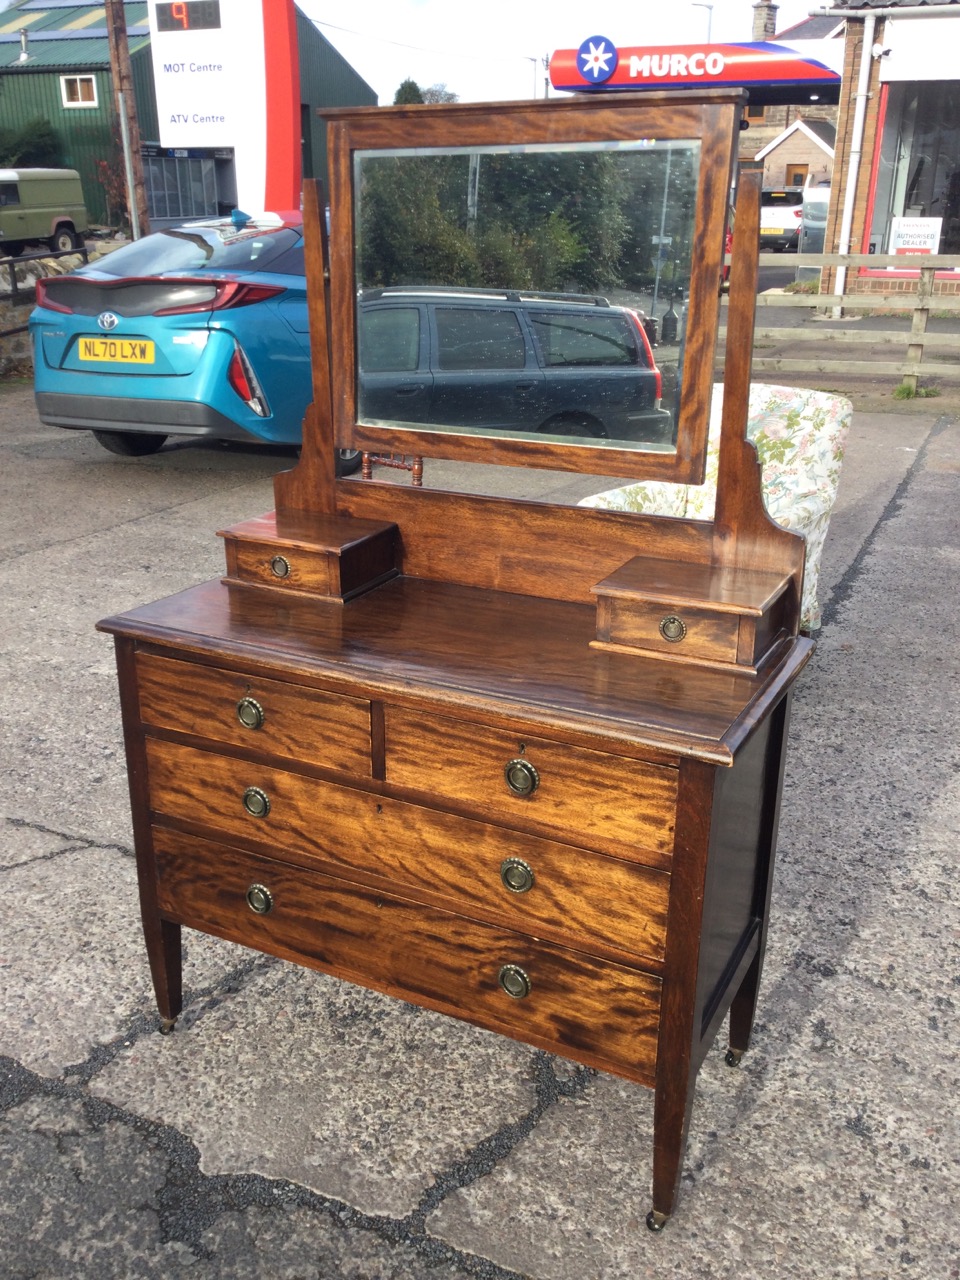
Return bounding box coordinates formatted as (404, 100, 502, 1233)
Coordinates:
(650, 1059, 699, 1228)
(727, 949, 762, 1058)
(143, 914, 182, 1032)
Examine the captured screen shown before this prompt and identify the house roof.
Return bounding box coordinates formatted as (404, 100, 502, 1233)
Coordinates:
(0, 1, 149, 71)
(752, 117, 837, 162)
(777, 16, 846, 39)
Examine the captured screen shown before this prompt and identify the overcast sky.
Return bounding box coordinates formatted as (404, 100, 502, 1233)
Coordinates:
(295, 0, 826, 104)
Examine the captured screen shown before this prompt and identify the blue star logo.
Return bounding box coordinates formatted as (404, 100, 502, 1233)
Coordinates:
(577, 36, 618, 84)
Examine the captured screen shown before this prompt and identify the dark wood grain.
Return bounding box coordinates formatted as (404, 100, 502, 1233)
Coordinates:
(98, 578, 812, 765)
(272, 179, 336, 514)
(135, 651, 372, 775)
(114, 637, 182, 1023)
(145, 737, 670, 965)
(153, 827, 662, 1083)
(384, 707, 676, 863)
(100, 91, 813, 1231)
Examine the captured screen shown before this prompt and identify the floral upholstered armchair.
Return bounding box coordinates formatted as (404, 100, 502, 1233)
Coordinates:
(579, 383, 852, 631)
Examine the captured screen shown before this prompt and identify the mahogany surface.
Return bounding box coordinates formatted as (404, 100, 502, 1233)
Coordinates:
(99, 91, 814, 1230)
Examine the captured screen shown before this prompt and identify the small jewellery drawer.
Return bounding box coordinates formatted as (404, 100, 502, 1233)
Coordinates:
(136, 652, 372, 776)
(384, 708, 677, 864)
(145, 739, 670, 964)
(152, 827, 661, 1083)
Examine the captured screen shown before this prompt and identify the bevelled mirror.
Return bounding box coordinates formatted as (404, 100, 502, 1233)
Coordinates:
(323, 92, 743, 485)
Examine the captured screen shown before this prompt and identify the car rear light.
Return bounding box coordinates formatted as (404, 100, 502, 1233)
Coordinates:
(227, 344, 270, 417)
(628, 309, 662, 400)
(35, 278, 74, 313)
(154, 280, 284, 315)
(793, 208, 803, 219)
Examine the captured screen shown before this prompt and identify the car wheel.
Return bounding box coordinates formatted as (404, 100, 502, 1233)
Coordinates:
(93, 430, 168, 456)
(50, 227, 78, 253)
(2, 241, 24, 258)
(336, 448, 363, 476)
(538, 413, 606, 438)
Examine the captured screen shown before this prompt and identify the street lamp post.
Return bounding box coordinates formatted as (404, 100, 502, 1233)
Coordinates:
(691, 3, 714, 42)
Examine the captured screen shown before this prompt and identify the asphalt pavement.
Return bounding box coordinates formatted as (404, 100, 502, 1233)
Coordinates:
(1, 382, 958, 1279)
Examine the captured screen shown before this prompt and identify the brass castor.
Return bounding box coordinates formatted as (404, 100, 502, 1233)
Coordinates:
(725, 1047, 743, 1067)
(159, 1017, 177, 1035)
(646, 1209, 669, 1232)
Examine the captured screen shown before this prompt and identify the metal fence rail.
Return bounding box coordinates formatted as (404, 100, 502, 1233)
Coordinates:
(720, 252, 960, 390)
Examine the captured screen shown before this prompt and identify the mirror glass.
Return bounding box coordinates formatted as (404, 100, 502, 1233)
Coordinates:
(354, 139, 700, 456)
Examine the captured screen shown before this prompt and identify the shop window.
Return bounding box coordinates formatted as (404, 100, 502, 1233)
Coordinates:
(60, 75, 98, 108)
(745, 104, 765, 121)
(870, 81, 960, 254)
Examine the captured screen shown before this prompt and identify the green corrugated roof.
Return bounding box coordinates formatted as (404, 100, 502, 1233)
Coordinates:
(0, 1, 149, 70)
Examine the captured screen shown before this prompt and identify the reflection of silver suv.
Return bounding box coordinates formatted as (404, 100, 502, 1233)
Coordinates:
(358, 287, 672, 443)
(759, 189, 804, 252)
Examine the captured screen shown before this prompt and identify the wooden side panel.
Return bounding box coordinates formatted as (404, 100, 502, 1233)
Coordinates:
(384, 707, 677, 863)
(711, 173, 805, 628)
(153, 828, 662, 1083)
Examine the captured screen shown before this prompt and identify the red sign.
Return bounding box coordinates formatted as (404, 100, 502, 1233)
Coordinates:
(550, 38, 841, 95)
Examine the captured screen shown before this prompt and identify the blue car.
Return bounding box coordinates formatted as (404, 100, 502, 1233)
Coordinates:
(30, 212, 361, 472)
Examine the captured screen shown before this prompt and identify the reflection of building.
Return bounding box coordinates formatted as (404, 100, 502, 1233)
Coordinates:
(738, 0, 840, 188)
(0, 1, 375, 227)
(823, 0, 960, 296)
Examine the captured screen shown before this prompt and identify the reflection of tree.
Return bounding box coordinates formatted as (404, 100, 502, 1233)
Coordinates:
(357, 146, 698, 295)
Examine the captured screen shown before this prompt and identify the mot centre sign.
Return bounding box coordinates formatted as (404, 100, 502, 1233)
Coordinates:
(146, 0, 300, 211)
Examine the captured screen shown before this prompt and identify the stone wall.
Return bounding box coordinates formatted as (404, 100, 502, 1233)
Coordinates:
(1, 251, 89, 377)
(0, 297, 35, 377)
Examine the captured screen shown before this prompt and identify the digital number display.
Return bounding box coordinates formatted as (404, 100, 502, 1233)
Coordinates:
(156, 1, 222, 32)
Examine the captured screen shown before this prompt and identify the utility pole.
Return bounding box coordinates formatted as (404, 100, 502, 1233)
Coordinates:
(104, 0, 150, 237)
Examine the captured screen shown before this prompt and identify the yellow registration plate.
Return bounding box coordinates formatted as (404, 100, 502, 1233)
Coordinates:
(78, 336, 155, 364)
(764, 228, 784, 236)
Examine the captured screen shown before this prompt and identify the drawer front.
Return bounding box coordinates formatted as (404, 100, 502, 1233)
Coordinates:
(384, 708, 677, 863)
(136, 652, 372, 776)
(600, 598, 741, 663)
(229, 539, 336, 594)
(145, 738, 669, 964)
(152, 827, 661, 1083)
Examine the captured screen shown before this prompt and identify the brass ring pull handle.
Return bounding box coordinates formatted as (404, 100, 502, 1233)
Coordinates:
(504, 758, 540, 797)
(500, 858, 535, 894)
(659, 614, 687, 643)
(245, 883, 274, 915)
(242, 786, 271, 818)
(498, 964, 531, 999)
(236, 697, 265, 730)
(269, 555, 291, 579)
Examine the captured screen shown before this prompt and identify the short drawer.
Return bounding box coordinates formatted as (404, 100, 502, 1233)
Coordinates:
(152, 827, 661, 1084)
(384, 708, 677, 865)
(136, 652, 372, 776)
(145, 738, 669, 964)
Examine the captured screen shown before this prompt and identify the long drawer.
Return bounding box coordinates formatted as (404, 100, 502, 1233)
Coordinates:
(385, 707, 677, 864)
(136, 652, 372, 775)
(152, 826, 661, 1084)
(145, 738, 670, 964)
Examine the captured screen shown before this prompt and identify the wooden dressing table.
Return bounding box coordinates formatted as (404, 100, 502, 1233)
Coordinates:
(99, 90, 811, 1229)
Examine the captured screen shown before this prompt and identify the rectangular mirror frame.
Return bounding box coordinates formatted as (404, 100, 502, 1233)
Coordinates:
(323, 89, 745, 487)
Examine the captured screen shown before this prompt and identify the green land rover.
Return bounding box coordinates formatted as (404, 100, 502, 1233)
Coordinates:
(0, 168, 89, 258)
